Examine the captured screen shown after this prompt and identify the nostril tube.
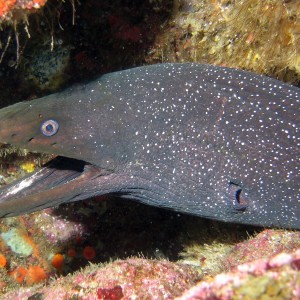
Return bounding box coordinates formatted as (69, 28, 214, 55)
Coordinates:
(27, 137, 34, 142)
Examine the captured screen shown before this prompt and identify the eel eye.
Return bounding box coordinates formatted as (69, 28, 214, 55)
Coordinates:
(40, 120, 59, 137)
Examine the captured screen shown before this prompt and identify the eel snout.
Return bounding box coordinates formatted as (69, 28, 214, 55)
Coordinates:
(0, 157, 101, 217)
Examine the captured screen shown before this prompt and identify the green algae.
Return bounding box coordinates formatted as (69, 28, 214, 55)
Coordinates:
(1, 228, 33, 257)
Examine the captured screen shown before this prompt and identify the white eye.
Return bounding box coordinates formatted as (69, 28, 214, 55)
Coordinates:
(40, 120, 59, 137)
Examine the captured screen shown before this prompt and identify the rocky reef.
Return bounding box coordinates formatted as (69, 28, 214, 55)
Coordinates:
(0, 201, 299, 298)
(177, 249, 300, 300)
(1, 258, 201, 299)
(147, 0, 300, 82)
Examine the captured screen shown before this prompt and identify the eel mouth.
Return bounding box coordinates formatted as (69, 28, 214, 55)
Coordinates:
(0, 156, 104, 217)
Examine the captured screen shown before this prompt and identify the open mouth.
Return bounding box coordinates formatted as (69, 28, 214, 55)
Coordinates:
(0, 156, 102, 217)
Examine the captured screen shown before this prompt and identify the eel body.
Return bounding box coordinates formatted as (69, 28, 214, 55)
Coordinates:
(0, 63, 299, 229)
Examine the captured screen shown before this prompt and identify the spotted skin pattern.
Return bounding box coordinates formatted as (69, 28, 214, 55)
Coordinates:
(0, 63, 299, 228)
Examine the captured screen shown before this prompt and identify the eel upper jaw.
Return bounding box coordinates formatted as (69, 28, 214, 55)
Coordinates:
(0, 156, 107, 217)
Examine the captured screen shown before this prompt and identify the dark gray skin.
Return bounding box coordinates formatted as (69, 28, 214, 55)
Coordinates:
(0, 63, 299, 228)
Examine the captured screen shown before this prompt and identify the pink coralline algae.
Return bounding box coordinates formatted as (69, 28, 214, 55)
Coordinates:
(176, 249, 300, 300)
(32, 208, 86, 244)
(223, 229, 300, 270)
(2, 249, 300, 299)
(1, 258, 201, 299)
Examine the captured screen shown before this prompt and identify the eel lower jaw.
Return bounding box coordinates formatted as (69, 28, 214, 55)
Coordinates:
(0, 156, 105, 217)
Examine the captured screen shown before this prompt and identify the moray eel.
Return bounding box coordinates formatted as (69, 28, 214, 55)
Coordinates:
(0, 63, 299, 229)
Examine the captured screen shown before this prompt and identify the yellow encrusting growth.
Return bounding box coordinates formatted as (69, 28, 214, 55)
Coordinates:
(20, 162, 35, 173)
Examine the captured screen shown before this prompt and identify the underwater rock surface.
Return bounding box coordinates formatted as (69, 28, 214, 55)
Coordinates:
(0, 202, 299, 298)
(177, 249, 300, 300)
(1, 257, 201, 299)
(1, 247, 300, 299)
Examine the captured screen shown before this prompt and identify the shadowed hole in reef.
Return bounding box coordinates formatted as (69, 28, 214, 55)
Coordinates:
(49, 195, 257, 275)
(0, 0, 174, 107)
